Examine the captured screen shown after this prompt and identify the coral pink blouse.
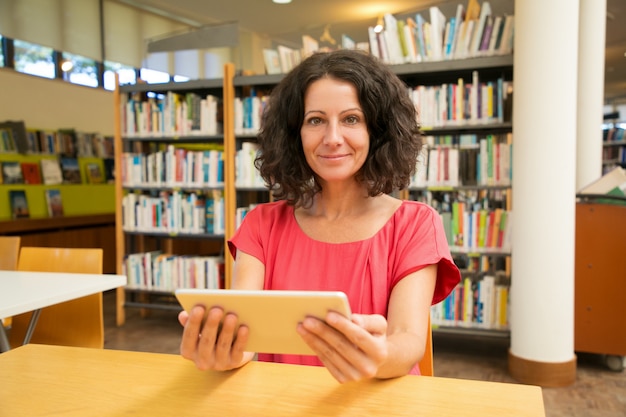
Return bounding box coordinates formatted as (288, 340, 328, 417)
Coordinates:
(228, 199, 460, 375)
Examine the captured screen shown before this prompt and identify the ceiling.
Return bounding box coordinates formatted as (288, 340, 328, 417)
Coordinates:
(117, 0, 626, 104)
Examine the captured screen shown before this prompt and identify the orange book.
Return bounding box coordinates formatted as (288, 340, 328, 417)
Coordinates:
(21, 162, 42, 184)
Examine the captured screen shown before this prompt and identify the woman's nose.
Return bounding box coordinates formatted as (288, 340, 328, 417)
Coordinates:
(323, 120, 343, 145)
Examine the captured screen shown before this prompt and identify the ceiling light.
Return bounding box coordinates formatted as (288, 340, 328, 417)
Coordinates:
(272, 0, 292, 3)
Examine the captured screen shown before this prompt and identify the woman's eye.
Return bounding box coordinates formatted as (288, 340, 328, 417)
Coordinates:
(307, 117, 322, 125)
(345, 115, 359, 124)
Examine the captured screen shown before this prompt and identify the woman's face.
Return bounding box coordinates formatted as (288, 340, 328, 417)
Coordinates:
(300, 77, 369, 186)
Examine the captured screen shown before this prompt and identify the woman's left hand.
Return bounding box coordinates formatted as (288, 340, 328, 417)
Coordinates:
(296, 312, 389, 383)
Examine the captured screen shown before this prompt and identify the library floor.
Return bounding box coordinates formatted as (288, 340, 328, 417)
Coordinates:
(103, 291, 626, 417)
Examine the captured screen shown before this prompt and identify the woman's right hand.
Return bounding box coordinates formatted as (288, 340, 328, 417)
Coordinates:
(178, 305, 252, 371)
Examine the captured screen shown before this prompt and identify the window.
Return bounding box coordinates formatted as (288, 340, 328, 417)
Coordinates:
(14, 39, 55, 79)
(0, 35, 4, 67)
(103, 61, 137, 91)
(62, 52, 99, 87)
(139, 67, 171, 84)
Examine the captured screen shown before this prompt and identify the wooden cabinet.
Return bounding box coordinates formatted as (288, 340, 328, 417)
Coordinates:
(575, 202, 626, 370)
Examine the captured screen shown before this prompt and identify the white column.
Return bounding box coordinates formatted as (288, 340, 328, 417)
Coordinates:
(509, 0, 579, 386)
(577, 0, 606, 190)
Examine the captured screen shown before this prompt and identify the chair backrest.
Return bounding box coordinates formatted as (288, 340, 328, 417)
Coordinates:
(0, 236, 21, 328)
(0, 236, 21, 270)
(418, 315, 434, 376)
(9, 247, 105, 349)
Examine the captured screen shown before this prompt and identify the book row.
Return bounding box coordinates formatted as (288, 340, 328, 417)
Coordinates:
(0, 158, 113, 186)
(410, 76, 512, 128)
(121, 147, 224, 188)
(431, 275, 509, 330)
(6, 188, 64, 219)
(0, 120, 114, 158)
(603, 126, 625, 143)
(441, 206, 512, 250)
(371, 1, 513, 66)
(124, 251, 225, 291)
(236, 142, 265, 188)
(121, 190, 225, 235)
(121, 91, 222, 137)
(411, 134, 512, 188)
(262, 1, 513, 75)
(603, 146, 626, 166)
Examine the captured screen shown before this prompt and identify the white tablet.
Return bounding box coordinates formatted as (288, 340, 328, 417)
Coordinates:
(175, 289, 352, 355)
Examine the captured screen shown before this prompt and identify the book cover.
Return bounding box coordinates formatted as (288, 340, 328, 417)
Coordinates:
(60, 156, 82, 184)
(86, 162, 104, 184)
(103, 158, 115, 183)
(40, 158, 64, 185)
(21, 162, 42, 184)
(9, 190, 30, 219)
(262, 49, 282, 75)
(45, 188, 64, 217)
(58, 128, 78, 157)
(1, 161, 24, 184)
(0, 120, 28, 154)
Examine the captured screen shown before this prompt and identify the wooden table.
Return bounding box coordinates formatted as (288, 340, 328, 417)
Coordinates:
(0, 270, 126, 352)
(0, 344, 546, 416)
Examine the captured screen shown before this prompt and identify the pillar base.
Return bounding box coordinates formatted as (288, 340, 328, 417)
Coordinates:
(508, 349, 577, 387)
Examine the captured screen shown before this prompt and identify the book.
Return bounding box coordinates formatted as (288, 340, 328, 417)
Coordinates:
(0, 120, 28, 154)
(21, 162, 42, 184)
(45, 188, 65, 217)
(301, 35, 319, 57)
(578, 166, 626, 195)
(262, 49, 282, 75)
(9, 190, 30, 219)
(428, 6, 446, 61)
(40, 158, 63, 185)
(86, 162, 104, 184)
(58, 128, 78, 157)
(60, 157, 82, 184)
(469, 1, 491, 57)
(1, 161, 24, 184)
(103, 158, 115, 183)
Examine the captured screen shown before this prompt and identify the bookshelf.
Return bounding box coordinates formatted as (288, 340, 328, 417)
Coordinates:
(113, 68, 235, 325)
(113, 55, 514, 335)
(602, 113, 625, 173)
(229, 54, 514, 337)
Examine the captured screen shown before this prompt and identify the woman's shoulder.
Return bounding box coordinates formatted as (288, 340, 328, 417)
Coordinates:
(245, 200, 292, 223)
(397, 200, 439, 217)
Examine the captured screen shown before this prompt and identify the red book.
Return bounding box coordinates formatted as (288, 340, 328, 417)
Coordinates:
(21, 162, 42, 184)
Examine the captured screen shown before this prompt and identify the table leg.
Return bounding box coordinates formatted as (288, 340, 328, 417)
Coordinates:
(0, 324, 10, 353)
(23, 309, 42, 345)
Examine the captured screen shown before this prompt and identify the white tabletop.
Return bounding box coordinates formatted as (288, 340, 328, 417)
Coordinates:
(0, 270, 126, 318)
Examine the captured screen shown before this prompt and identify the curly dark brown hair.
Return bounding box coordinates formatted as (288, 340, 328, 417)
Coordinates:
(256, 49, 423, 207)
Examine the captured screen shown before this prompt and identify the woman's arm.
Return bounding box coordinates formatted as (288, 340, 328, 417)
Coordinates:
(296, 264, 437, 382)
(178, 250, 265, 370)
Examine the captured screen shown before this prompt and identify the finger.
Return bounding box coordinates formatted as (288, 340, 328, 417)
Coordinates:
(178, 310, 189, 327)
(213, 313, 239, 370)
(180, 305, 206, 359)
(229, 324, 250, 365)
(297, 321, 363, 383)
(195, 307, 225, 369)
(350, 313, 387, 336)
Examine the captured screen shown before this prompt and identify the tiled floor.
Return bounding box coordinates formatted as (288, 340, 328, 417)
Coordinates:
(103, 291, 626, 417)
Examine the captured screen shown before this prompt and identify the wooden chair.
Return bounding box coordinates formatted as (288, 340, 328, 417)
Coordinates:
(418, 315, 434, 376)
(0, 236, 21, 270)
(8, 247, 105, 349)
(0, 236, 21, 328)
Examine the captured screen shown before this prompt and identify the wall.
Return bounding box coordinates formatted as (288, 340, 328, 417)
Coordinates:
(0, 68, 113, 134)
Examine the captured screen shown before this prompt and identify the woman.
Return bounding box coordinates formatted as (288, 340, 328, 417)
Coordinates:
(179, 49, 460, 383)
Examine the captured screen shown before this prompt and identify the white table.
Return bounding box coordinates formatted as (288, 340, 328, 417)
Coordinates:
(0, 270, 126, 352)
